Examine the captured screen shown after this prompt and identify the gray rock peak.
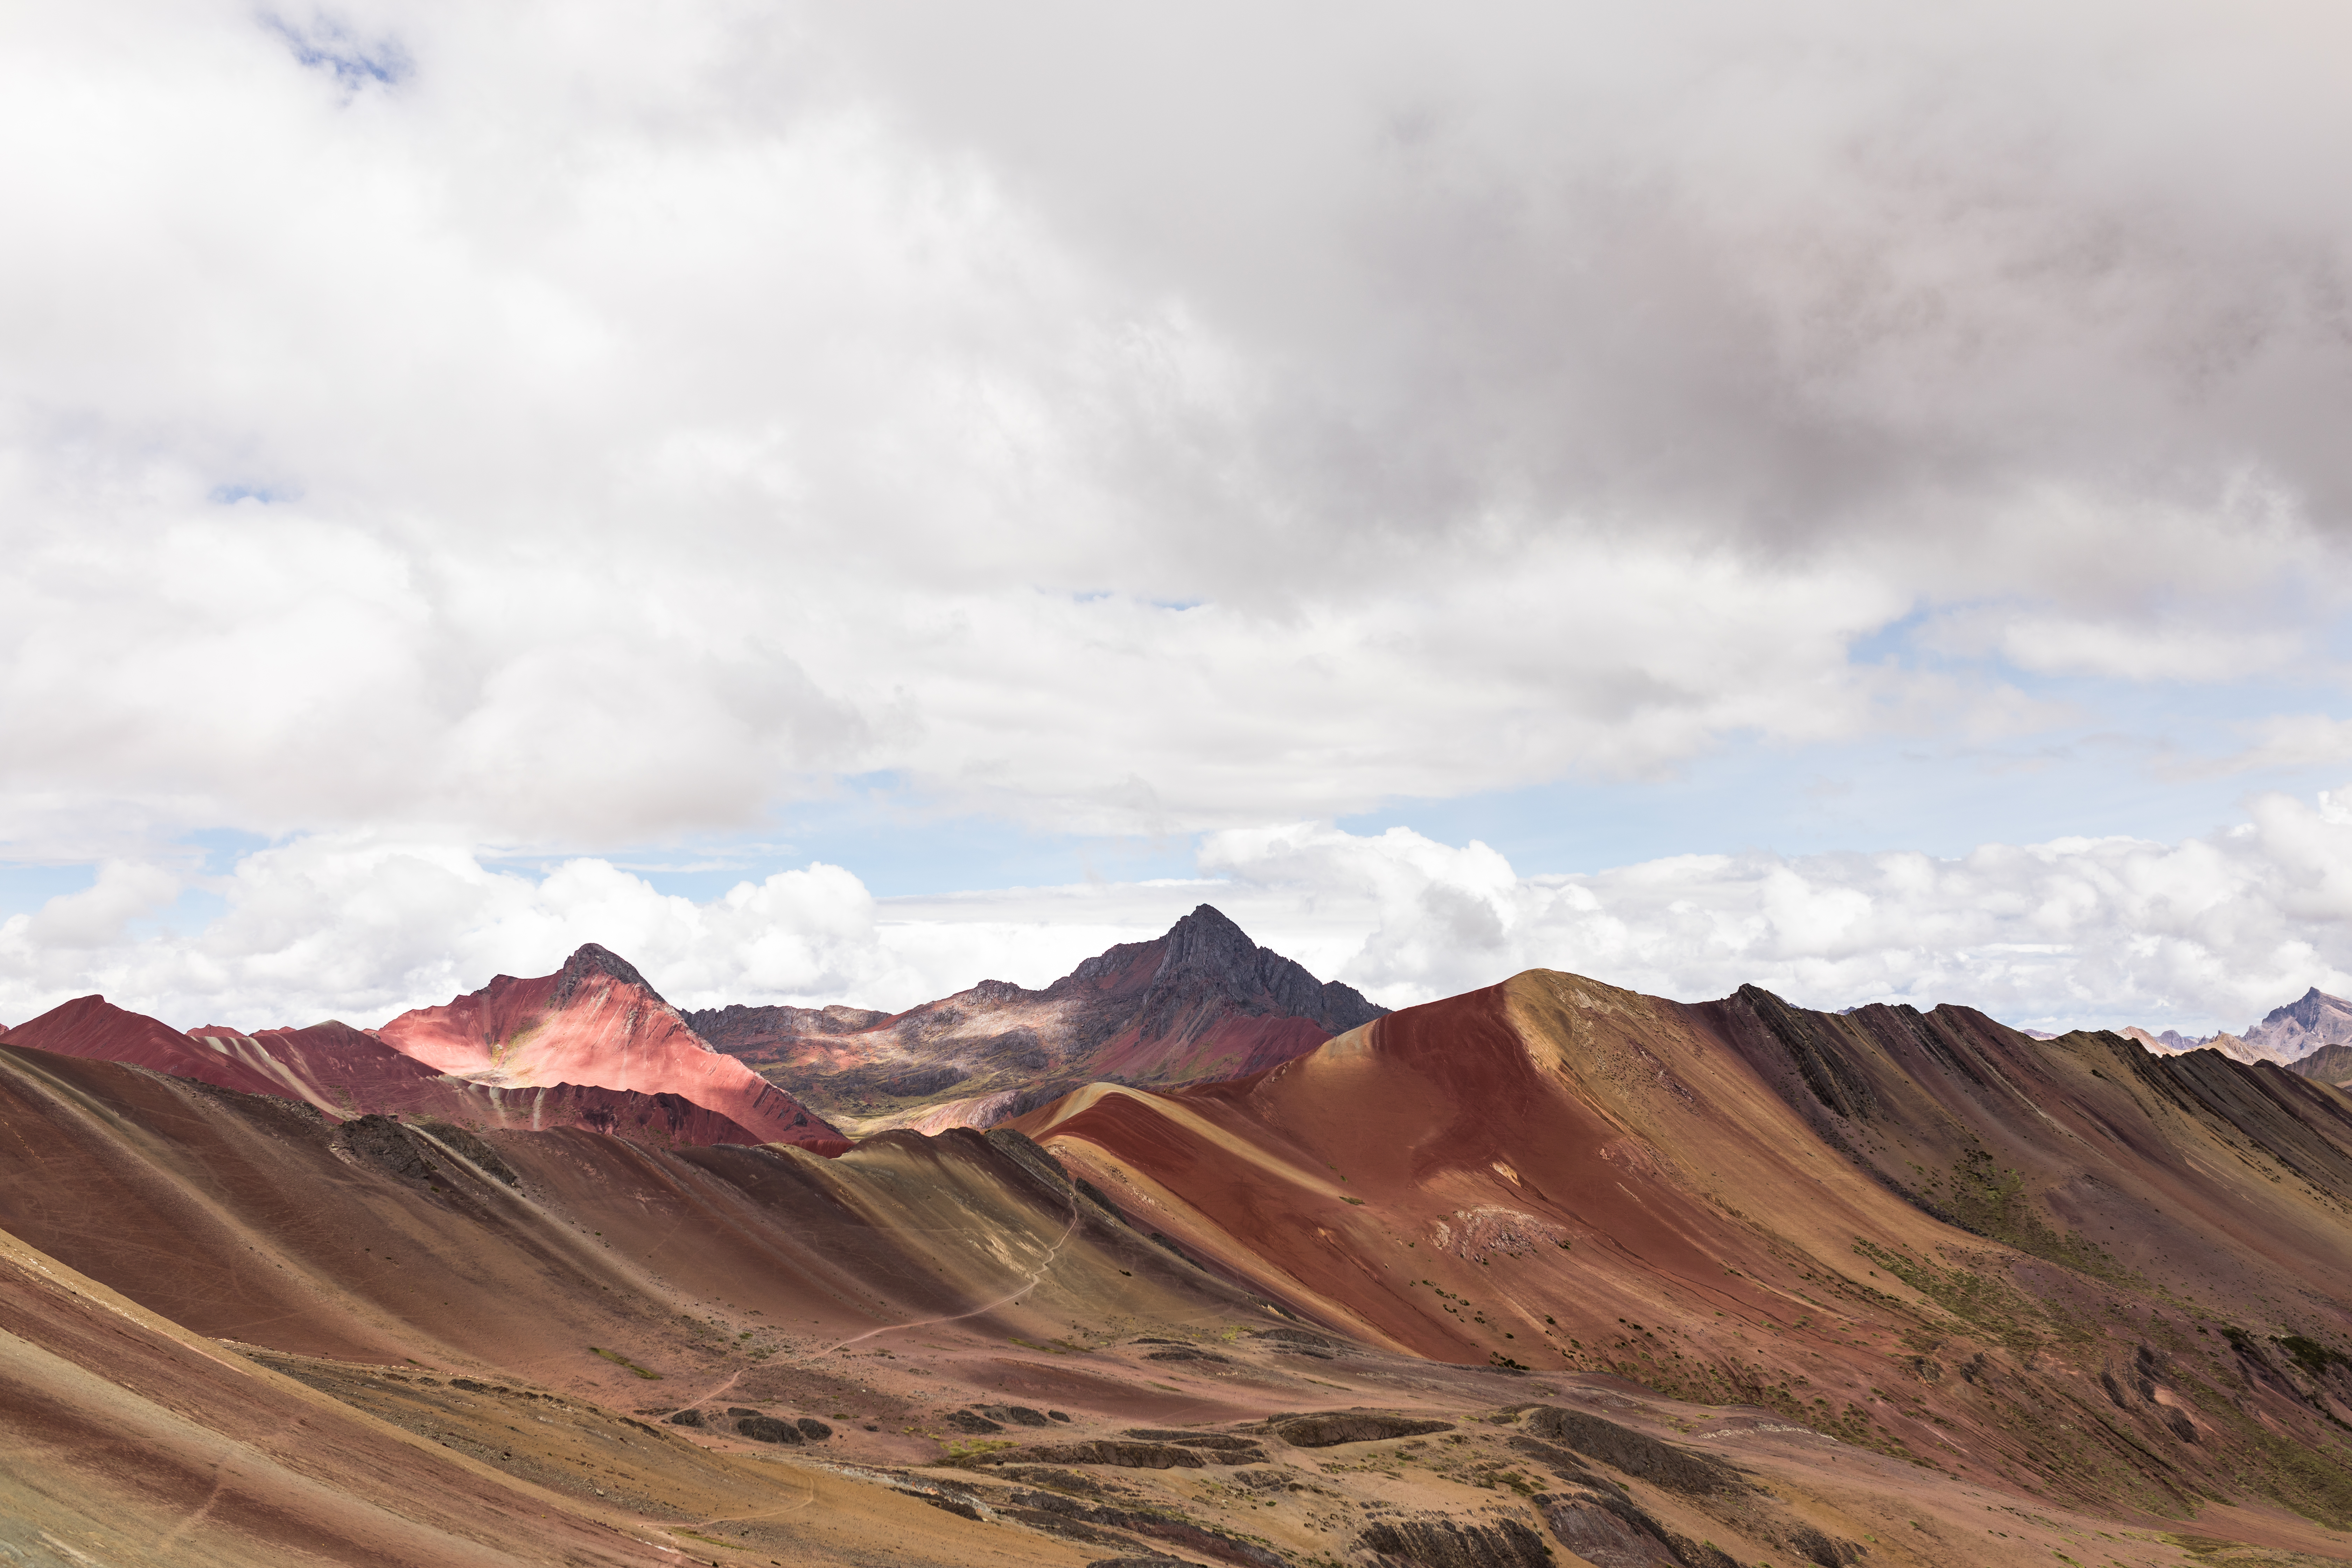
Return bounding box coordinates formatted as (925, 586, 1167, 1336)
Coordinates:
(1140, 903, 1386, 1035)
(2254, 987, 2352, 1032)
(553, 943, 663, 1006)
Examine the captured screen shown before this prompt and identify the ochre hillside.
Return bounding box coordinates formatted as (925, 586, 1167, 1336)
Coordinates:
(1018, 969, 2352, 1528)
(7, 959, 2352, 1566)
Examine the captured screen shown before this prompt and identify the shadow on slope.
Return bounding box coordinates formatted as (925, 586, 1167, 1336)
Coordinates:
(1017, 970, 2352, 1533)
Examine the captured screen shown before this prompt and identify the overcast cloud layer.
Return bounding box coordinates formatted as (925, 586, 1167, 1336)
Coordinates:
(7, 1, 2352, 1033)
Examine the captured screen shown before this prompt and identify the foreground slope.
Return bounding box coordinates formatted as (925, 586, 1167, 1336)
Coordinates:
(0, 1035, 1265, 1379)
(10, 973, 2352, 1563)
(0, 1216, 1136, 1568)
(1020, 969, 2352, 1532)
(693, 904, 1386, 1135)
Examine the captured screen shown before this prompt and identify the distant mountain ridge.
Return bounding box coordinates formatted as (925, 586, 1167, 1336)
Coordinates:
(2120, 985, 2352, 1070)
(0, 917, 1367, 1152)
(4, 992, 770, 1147)
(2246, 986, 2352, 1063)
(689, 904, 1387, 1134)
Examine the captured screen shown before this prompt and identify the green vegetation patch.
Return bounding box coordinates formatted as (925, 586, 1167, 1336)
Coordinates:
(942, 1438, 1018, 1465)
(1919, 1148, 2142, 1286)
(587, 1346, 663, 1379)
(2273, 1334, 2350, 1379)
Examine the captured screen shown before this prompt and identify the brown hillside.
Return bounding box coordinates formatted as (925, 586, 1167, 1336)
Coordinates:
(1018, 970, 2352, 1529)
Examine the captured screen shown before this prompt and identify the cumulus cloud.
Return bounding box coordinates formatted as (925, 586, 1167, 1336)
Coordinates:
(13, 789, 2352, 1038)
(1201, 795, 2352, 1036)
(0, 831, 1207, 1029)
(4, 0, 2352, 864)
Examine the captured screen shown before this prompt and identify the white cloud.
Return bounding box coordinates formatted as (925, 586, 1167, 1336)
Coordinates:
(1198, 801, 2352, 1037)
(15, 788, 2352, 1038)
(5, 1, 2352, 865)
(21, 861, 184, 951)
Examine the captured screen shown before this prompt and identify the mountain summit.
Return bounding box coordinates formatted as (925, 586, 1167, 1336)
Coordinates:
(377, 943, 847, 1151)
(1070, 902, 1385, 1045)
(689, 904, 1386, 1134)
(2243, 986, 2352, 1064)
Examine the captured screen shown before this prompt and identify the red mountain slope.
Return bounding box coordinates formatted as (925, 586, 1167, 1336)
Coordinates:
(6, 995, 766, 1148)
(7, 993, 237, 1083)
(0, 1085, 1132, 1568)
(10, 969, 2352, 1563)
(1017, 969, 2352, 1527)
(375, 943, 846, 1153)
(0, 1034, 1266, 1392)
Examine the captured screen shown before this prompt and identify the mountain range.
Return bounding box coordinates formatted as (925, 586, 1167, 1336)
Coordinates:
(2122, 986, 2352, 1072)
(690, 903, 1388, 1134)
(4, 917, 2352, 1566)
(0, 940, 847, 1153)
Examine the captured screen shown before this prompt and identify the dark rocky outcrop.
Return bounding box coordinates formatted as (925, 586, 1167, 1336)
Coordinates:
(1011, 1491, 1288, 1567)
(735, 1414, 802, 1444)
(413, 1121, 519, 1186)
(979, 1404, 1050, 1428)
(550, 941, 658, 1005)
(329, 1115, 439, 1183)
(1358, 1516, 1555, 1567)
(1520, 1408, 1743, 1499)
(965, 1441, 1209, 1470)
(1271, 1413, 1455, 1448)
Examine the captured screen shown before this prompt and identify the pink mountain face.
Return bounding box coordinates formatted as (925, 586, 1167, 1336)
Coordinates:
(185, 1020, 770, 1146)
(6, 995, 770, 1149)
(372, 944, 848, 1153)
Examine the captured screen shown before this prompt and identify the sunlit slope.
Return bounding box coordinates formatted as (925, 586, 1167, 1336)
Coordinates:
(0, 1220, 1112, 1568)
(0, 1037, 1267, 1388)
(5, 995, 771, 1147)
(378, 943, 847, 1151)
(0, 1220, 666, 1568)
(1021, 969, 2352, 1525)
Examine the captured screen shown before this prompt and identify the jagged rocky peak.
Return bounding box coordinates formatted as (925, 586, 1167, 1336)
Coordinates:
(2238, 986, 2352, 1065)
(2253, 986, 2352, 1035)
(1139, 903, 1387, 1033)
(1158, 902, 1261, 968)
(552, 941, 662, 1005)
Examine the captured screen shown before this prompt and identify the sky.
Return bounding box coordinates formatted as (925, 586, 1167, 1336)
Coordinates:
(8, 0, 2352, 1038)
